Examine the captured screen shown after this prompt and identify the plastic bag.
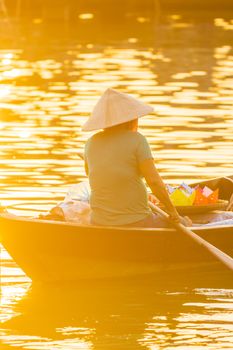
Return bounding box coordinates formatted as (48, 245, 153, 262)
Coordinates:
(65, 181, 91, 203)
(59, 200, 90, 224)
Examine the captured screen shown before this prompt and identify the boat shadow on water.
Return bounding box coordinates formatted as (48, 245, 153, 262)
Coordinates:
(1, 271, 233, 349)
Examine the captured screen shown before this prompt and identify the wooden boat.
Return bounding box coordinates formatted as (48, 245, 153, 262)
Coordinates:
(0, 213, 233, 282)
(0, 176, 232, 282)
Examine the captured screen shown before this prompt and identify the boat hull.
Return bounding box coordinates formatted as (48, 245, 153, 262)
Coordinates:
(0, 215, 232, 282)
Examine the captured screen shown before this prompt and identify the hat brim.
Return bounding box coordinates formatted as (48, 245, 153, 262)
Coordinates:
(82, 88, 154, 132)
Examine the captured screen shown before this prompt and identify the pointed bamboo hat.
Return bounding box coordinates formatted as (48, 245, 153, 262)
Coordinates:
(82, 88, 154, 131)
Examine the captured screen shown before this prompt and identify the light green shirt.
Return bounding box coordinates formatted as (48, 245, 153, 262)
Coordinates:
(84, 130, 153, 226)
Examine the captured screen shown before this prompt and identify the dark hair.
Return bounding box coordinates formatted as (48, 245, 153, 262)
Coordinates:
(104, 119, 137, 132)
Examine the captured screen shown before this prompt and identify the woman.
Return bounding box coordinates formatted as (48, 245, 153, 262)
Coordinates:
(83, 88, 191, 227)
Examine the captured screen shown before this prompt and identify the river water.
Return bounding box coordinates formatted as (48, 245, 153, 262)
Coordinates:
(0, 8, 233, 350)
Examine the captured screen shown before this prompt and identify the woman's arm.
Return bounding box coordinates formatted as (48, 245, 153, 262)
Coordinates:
(84, 160, 89, 176)
(139, 159, 180, 222)
(77, 152, 89, 176)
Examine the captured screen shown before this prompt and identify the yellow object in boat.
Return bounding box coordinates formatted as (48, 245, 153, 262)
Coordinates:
(170, 188, 196, 206)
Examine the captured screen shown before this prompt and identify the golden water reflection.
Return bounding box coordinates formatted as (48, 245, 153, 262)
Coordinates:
(0, 261, 233, 350)
(1, 10, 233, 350)
(0, 43, 232, 213)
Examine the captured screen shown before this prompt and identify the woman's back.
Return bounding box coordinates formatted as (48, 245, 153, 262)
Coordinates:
(85, 130, 153, 226)
(82, 88, 187, 228)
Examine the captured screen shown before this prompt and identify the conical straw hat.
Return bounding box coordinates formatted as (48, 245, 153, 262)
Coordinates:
(82, 88, 154, 131)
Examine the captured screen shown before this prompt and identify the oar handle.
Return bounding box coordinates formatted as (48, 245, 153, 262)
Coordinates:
(149, 202, 233, 272)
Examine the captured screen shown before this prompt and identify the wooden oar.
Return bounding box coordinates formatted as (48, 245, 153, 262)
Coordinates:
(149, 202, 233, 271)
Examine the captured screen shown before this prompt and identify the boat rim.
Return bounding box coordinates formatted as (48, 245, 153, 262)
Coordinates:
(0, 212, 232, 233)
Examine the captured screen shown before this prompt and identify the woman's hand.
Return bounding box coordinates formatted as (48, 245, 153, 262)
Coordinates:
(169, 211, 192, 227)
(169, 211, 180, 223)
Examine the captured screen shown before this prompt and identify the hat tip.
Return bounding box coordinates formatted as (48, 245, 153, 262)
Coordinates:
(105, 87, 116, 94)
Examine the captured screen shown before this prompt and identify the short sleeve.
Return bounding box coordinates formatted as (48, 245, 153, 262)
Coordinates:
(136, 134, 153, 162)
